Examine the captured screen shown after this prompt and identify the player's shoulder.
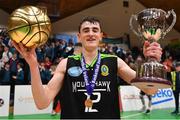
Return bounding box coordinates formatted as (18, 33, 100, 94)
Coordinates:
(56, 58, 68, 71)
(68, 54, 81, 60)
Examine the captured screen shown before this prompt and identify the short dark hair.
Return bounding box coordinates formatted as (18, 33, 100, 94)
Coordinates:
(78, 16, 102, 32)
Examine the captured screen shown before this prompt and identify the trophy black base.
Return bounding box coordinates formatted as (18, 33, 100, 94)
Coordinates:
(131, 77, 172, 89)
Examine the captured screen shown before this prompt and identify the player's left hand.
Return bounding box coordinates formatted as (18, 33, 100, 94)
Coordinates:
(143, 41, 162, 62)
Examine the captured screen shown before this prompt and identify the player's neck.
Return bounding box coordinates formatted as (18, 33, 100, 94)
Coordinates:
(82, 48, 99, 65)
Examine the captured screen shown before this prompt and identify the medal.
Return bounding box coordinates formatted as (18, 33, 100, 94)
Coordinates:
(81, 52, 101, 107)
(85, 98, 93, 108)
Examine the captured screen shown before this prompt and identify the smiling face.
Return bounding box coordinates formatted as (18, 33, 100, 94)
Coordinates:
(78, 19, 103, 51)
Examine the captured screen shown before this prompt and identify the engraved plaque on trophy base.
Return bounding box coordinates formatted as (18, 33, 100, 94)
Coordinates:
(131, 61, 172, 89)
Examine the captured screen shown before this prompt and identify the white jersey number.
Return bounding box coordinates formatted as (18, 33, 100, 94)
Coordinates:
(84, 92, 101, 112)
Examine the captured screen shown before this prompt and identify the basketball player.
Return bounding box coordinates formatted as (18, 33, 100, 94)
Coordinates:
(12, 16, 162, 119)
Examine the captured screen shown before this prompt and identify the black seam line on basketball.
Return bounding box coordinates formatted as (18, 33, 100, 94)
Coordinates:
(8, 16, 32, 43)
(8, 10, 48, 31)
(13, 27, 31, 43)
(8, 21, 49, 43)
(8, 15, 49, 32)
(8, 15, 31, 32)
(15, 15, 32, 43)
(31, 7, 42, 45)
(8, 22, 50, 32)
(24, 31, 48, 45)
(24, 31, 49, 46)
(8, 14, 49, 31)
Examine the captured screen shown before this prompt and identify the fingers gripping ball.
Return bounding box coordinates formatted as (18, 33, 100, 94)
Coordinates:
(8, 6, 51, 47)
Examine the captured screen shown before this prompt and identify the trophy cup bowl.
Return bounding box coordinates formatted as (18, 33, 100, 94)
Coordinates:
(129, 8, 176, 89)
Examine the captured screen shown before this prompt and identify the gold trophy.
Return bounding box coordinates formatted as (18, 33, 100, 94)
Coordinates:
(129, 8, 176, 89)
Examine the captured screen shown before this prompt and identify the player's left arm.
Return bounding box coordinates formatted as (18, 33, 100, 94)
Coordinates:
(117, 41, 162, 95)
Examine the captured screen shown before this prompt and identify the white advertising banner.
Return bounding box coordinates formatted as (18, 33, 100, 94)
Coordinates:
(0, 86, 10, 116)
(14, 85, 53, 115)
(120, 86, 142, 111)
(151, 88, 175, 109)
(120, 86, 175, 111)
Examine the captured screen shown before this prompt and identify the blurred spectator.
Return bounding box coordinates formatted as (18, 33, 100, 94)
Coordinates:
(2, 46, 12, 62)
(39, 61, 52, 84)
(73, 43, 82, 55)
(54, 40, 60, 59)
(44, 43, 55, 62)
(101, 44, 111, 54)
(0, 43, 4, 59)
(36, 47, 44, 62)
(0, 62, 11, 85)
(131, 55, 144, 72)
(135, 55, 144, 64)
(39, 62, 46, 84)
(44, 56, 52, 69)
(63, 42, 74, 58)
(55, 40, 66, 59)
(124, 54, 134, 66)
(170, 61, 180, 115)
(116, 47, 126, 60)
(131, 46, 142, 60)
(8, 41, 16, 54)
(44, 67, 53, 84)
(163, 55, 173, 72)
(0, 45, 12, 69)
(12, 63, 24, 85)
(9, 52, 19, 80)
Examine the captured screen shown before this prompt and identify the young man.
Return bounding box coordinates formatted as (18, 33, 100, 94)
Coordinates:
(12, 17, 162, 119)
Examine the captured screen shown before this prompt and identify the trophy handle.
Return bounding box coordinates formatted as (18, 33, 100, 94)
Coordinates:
(129, 14, 142, 37)
(164, 9, 176, 36)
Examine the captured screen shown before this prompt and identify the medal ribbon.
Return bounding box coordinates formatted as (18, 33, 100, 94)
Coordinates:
(81, 52, 101, 95)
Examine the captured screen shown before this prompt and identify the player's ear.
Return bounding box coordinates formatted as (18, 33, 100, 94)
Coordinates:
(77, 33, 81, 42)
(100, 32, 103, 42)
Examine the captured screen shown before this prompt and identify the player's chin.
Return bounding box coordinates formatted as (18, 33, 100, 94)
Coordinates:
(86, 43, 98, 47)
(86, 45, 98, 50)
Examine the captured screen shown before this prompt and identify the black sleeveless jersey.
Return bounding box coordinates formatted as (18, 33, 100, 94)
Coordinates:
(59, 54, 120, 119)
